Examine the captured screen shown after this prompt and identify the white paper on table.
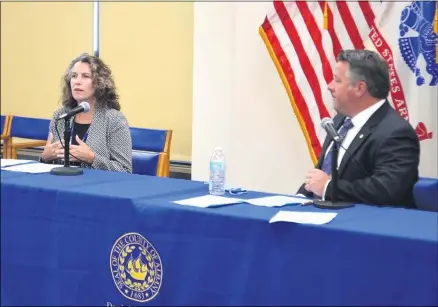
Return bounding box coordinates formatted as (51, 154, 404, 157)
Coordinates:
(1, 159, 38, 168)
(269, 211, 338, 225)
(245, 195, 312, 207)
(3, 163, 77, 174)
(173, 194, 244, 208)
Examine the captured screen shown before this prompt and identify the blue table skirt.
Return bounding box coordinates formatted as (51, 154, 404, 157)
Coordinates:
(1, 169, 437, 306)
(130, 192, 438, 306)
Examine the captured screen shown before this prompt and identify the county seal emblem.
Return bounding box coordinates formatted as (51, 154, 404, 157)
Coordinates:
(110, 232, 163, 302)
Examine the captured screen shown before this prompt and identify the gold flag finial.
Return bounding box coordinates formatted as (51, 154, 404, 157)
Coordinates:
(324, 2, 328, 30)
(435, 4, 438, 63)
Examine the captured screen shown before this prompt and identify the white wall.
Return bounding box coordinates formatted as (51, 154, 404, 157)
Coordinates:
(192, 2, 314, 194)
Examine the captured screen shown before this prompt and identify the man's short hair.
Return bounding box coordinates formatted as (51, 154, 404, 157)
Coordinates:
(338, 49, 390, 99)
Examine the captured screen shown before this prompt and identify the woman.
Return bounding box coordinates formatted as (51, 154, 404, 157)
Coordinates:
(40, 53, 132, 173)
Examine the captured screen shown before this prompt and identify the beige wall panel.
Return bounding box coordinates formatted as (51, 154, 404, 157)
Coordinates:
(100, 2, 194, 162)
(1, 2, 93, 119)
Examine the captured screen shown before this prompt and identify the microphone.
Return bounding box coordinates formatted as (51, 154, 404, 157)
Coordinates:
(314, 117, 372, 210)
(57, 102, 90, 120)
(321, 117, 341, 142)
(320, 117, 371, 177)
(50, 101, 90, 176)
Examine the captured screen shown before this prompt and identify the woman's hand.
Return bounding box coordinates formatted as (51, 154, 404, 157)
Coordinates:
(41, 133, 63, 162)
(70, 135, 96, 164)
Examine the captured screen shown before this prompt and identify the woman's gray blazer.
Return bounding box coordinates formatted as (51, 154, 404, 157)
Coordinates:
(47, 106, 132, 173)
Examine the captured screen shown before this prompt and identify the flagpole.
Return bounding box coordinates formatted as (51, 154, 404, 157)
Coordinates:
(93, 1, 100, 57)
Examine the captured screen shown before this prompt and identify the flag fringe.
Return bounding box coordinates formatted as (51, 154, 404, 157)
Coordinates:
(323, 1, 328, 30)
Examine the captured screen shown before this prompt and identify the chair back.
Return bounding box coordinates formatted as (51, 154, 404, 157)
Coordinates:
(130, 127, 171, 153)
(132, 151, 162, 176)
(10, 116, 51, 140)
(129, 127, 172, 177)
(414, 177, 438, 212)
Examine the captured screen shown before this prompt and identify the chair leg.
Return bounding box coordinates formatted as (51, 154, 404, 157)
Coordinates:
(3, 142, 10, 159)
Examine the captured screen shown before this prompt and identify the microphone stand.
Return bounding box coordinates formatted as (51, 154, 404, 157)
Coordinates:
(314, 137, 354, 209)
(50, 117, 83, 176)
(331, 140, 340, 201)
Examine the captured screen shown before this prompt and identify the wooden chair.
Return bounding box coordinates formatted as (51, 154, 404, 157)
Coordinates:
(414, 177, 438, 212)
(130, 127, 173, 177)
(1, 115, 12, 158)
(6, 116, 51, 159)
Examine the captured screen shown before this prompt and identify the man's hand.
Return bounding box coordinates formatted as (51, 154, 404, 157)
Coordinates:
(304, 169, 330, 197)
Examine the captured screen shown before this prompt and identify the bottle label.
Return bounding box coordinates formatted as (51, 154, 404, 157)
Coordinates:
(210, 161, 225, 171)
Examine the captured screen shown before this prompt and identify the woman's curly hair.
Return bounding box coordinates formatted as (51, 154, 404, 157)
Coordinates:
(61, 53, 120, 110)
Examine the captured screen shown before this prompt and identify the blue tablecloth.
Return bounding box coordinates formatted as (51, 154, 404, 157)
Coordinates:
(1, 169, 437, 306)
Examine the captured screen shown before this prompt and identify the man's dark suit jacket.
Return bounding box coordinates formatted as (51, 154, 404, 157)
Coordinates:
(297, 101, 420, 208)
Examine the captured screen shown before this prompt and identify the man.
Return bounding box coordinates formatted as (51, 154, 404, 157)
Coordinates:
(297, 49, 420, 208)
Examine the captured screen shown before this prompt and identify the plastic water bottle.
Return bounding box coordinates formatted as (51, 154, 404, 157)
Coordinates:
(209, 147, 226, 195)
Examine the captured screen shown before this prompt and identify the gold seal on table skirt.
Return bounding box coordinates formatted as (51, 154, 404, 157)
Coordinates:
(110, 232, 163, 302)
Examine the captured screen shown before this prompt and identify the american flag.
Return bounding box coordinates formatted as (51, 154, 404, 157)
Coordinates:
(259, 1, 437, 177)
